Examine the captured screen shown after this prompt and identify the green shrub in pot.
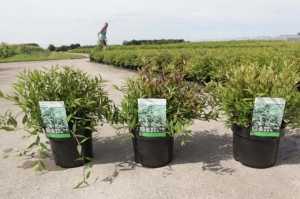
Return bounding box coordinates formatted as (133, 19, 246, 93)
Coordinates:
(212, 62, 300, 127)
(119, 59, 216, 167)
(0, 66, 118, 168)
(210, 62, 300, 168)
(121, 61, 216, 135)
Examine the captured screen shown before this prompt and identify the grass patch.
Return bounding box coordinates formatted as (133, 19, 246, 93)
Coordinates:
(0, 52, 85, 63)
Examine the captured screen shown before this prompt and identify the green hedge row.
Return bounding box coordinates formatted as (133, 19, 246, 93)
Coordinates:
(90, 41, 300, 83)
(0, 44, 44, 58)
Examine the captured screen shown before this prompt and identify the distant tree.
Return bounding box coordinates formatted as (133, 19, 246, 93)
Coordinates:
(0, 44, 16, 58)
(57, 45, 69, 51)
(24, 43, 40, 47)
(123, 39, 185, 46)
(48, 44, 56, 51)
(298, 32, 300, 36)
(70, 43, 80, 49)
(53, 43, 81, 51)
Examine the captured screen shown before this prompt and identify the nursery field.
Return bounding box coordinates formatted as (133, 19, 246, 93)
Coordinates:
(90, 40, 300, 83)
(0, 57, 300, 199)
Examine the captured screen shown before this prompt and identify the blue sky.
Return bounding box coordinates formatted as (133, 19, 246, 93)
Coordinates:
(0, 0, 299, 47)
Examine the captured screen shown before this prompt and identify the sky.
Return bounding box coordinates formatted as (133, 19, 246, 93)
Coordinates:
(0, 0, 299, 47)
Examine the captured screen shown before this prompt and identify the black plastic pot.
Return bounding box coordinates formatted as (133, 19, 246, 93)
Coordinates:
(232, 124, 280, 168)
(49, 129, 93, 168)
(132, 129, 173, 168)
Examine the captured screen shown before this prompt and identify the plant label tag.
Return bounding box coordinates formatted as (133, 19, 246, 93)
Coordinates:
(251, 97, 286, 137)
(39, 101, 71, 139)
(138, 98, 167, 137)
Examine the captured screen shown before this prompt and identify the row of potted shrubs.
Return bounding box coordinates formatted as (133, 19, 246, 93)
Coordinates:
(0, 60, 300, 169)
(90, 47, 300, 84)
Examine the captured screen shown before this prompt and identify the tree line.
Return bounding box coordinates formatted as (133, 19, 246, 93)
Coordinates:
(123, 39, 185, 46)
(48, 44, 81, 52)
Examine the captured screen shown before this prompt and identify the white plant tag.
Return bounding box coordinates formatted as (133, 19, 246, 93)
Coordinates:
(39, 101, 71, 139)
(138, 98, 167, 137)
(251, 97, 286, 137)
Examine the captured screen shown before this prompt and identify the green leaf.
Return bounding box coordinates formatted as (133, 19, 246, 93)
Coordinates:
(66, 114, 73, 122)
(39, 142, 49, 151)
(85, 170, 91, 179)
(80, 137, 90, 144)
(77, 144, 82, 155)
(33, 160, 46, 171)
(35, 135, 40, 145)
(73, 181, 84, 189)
(7, 116, 17, 128)
(22, 115, 28, 125)
(27, 142, 37, 149)
(0, 90, 4, 98)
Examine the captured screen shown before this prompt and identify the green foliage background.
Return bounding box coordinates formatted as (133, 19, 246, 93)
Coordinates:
(90, 40, 300, 84)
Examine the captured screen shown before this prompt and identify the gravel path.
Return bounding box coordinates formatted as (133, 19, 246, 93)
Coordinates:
(0, 58, 300, 199)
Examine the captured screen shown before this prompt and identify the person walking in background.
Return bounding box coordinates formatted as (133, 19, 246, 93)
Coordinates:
(98, 22, 108, 48)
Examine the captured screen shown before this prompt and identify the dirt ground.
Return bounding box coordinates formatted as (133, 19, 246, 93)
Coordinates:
(0, 58, 300, 199)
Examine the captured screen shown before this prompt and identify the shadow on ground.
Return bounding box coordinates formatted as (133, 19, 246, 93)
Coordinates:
(92, 134, 134, 164)
(91, 129, 300, 171)
(172, 130, 235, 174)
(91, 130, 235, 175)
(278, 129, 300, 166)
(29, 128, 300, 173)
(0, 67, 14, 72)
